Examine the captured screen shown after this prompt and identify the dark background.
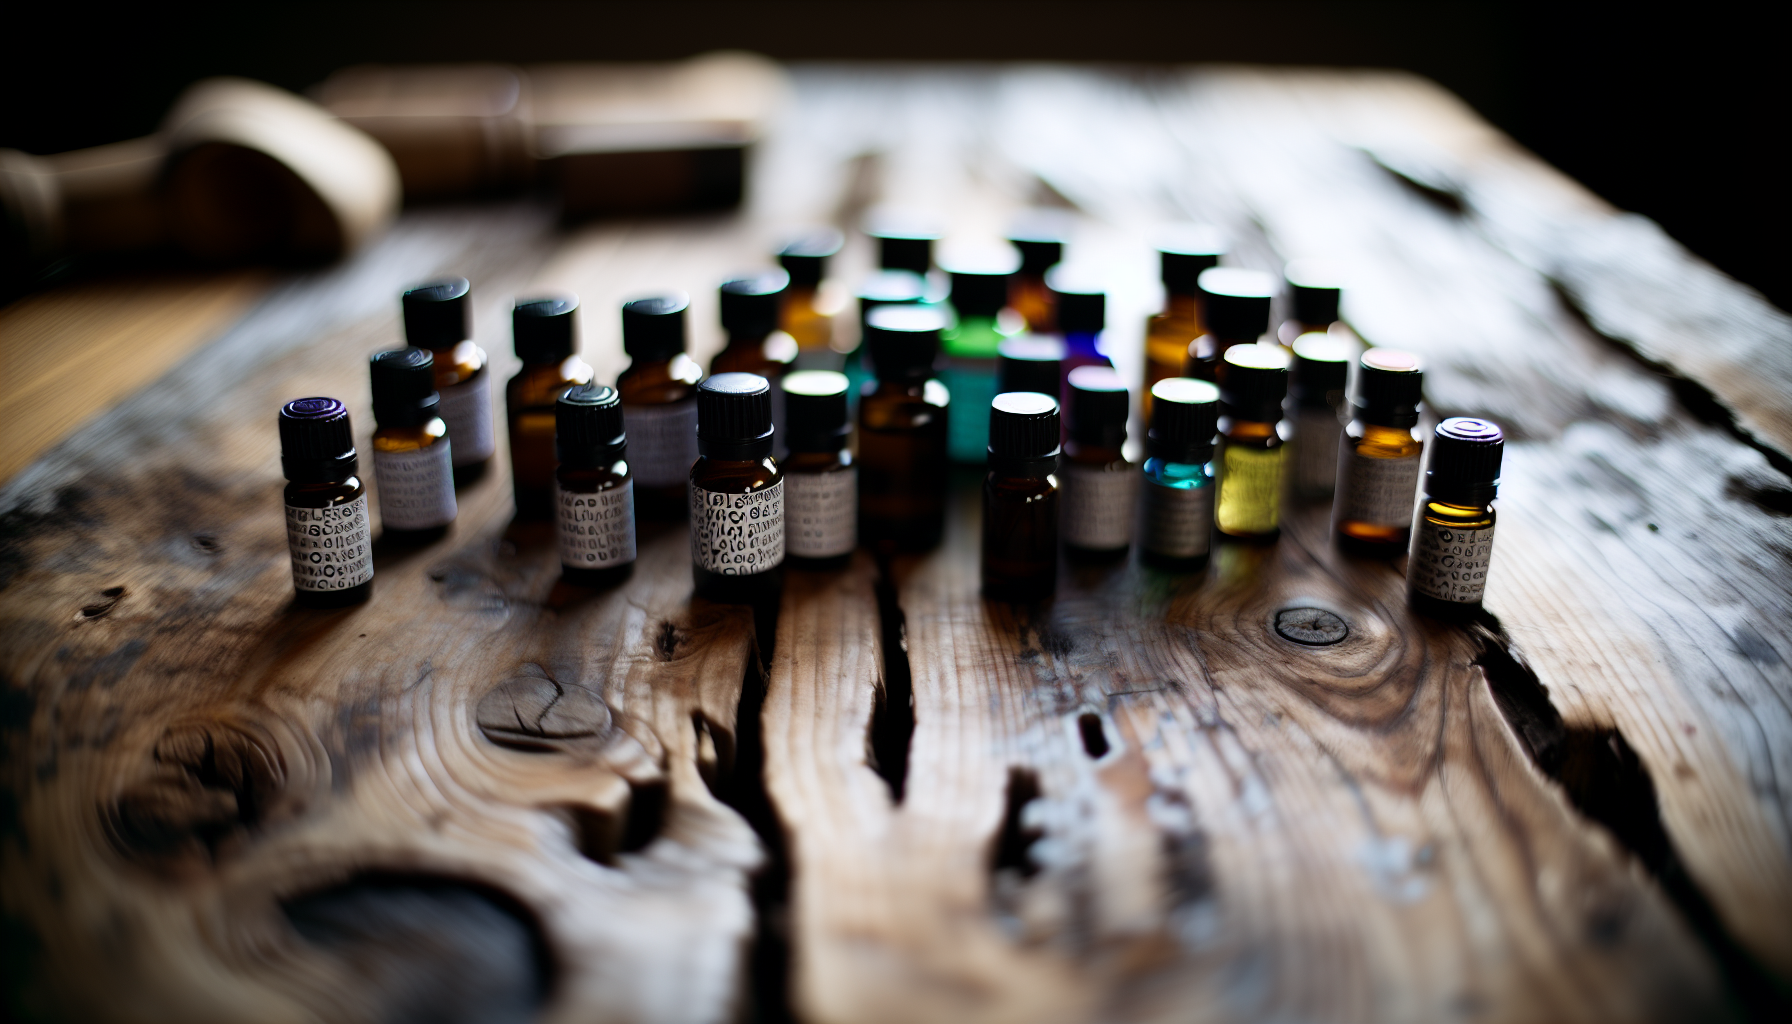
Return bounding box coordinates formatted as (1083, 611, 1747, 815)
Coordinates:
(4, 1, 1784, 309)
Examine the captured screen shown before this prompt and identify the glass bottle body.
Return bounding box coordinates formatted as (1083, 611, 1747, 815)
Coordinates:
(1143, 293, 1202, 418)
(508, 355, 593, 521)
(1215, 419, 1288, 541)
(555, 458, 635, 589)
(1060, 441, 1135, 560)
(429, 340, 494, 484)
(858, 377, 950, 553)
(689, 456, 785, 605)
(1334, 421, 1425, 556)
(783, 448, 856, 572)
(1010, 272, 1054, 332)
(372, 417, 455, 541)
(712, 331, 799, 448)
(982, 470, 1059, 601)
(284, 476, 373, 608)
(1140, 456, 1215, 571)
(1408, 499, 1497, 620)
(617, 354, 702, 521)
(781, 287, 833, 353)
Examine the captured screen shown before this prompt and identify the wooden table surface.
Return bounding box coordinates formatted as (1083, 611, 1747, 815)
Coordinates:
(3, 65, 1790, 1024)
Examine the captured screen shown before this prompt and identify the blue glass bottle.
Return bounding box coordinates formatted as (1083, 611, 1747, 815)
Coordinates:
(1140, 378, 1220, 571)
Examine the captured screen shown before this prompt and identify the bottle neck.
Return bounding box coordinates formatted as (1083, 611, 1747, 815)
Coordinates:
(1223, 417, 1281, 439)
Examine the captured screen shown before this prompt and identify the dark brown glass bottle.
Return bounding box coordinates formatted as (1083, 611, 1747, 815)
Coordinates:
(1185, 267, 1273, 385)
(1409, 418, 1503, 620)
(996, 336, 1067, 401)
(1143, 225, 1226, 419)
(369, 347, 456, 543)
(690, 373, 784, 605)
(507, 296, 592, 521)
(1278, 259, 1345, 346)
(778, 228, 844, 360)
(555, 383, 635, 589)
(402, 278, 494, 485)
(616, 293, 702, 522)
(714, 271, 799, 450)
(1214, 345, 1292, 542)
(858, 304, 951, 553)
(279, 397, 373, 608)
(982, 391, 1060, 601)
(781, 370, 856, 571)
(1060, 365, 1135, 560)
(1333, 349, 1425, 556)
(1006, 213, 1068, 332)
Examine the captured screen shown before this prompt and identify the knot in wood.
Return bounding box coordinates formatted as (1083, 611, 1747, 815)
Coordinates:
(1274, 607, 1349, 647)
(477, 668, 611, 752)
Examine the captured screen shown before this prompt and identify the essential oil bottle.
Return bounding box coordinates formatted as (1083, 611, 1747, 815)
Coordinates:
(1186, 267, 1273, 384)
(402, 278, 494, 485)
(941, 245, 1022, 464)
(714, 270, 799, 449)
(1045, 266, 1109, 379)
(689, 373, 785, 604)
(996, 336, 1067, 401)
(1215, 344, 1292, 542)
(1290, 332, 1353, 500)
(857, 304, 951, 553)
(781, 370, 856, 571)
(1006, 212, 1068, 331)
(555, 383, 635, 588)
(1278, 259, 1345, 347)
(778, 228, 844, 359)
(847, 269, 928, 400)
(1140, 377, 1219, 571)
(507, 296, 593, 521)
(279, 398, 373, 608)
(1408, 418, 1503, 619)
(369, 347, 456, 542)
(982, 391, 1060, 601)
(865, 207, 940, 276)
(1333, 349, 1425, 556)
(1143, 225, 1226, 417)
(616, 293, 702, 521)
(1061, 365, 1136, 561)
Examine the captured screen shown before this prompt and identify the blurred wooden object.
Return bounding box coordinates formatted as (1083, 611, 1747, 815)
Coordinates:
(3, 66, 1789, 1024)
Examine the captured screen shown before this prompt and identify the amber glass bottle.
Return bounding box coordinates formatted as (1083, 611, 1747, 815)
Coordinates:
(555, 383, 636, 589)
(1186, 267, 1273, 385)
(279, 397, 373, 608)
(402, 278, 494, 485)
(507, 296, 592, 521)
(1140, 378, 1220, 571)
(982, 391, 1060, 601)
(1060, 365, 1135, 561)
(1006, 213, 1067, 331)
(690, 373, 784, 605)
(858, 304, 951, 553)
(1408, 418, 1503, 620)
(1278, 259, 1345, 347)
(778, 228, 844, 358)
(1215, 345, 1291, 542)
(1333, 349, 1425, 556)
(1143, 225, 1226, 418)
(369, 347, 456, 542)
(1290, 333, 1353, 500)
(782, 370, 856, 571)
(616, 293, 702, 521)
(714, 271, 799, 451)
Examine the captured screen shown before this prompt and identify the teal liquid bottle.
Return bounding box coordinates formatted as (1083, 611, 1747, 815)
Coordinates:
(940, 246, 1023, 464)
(1139, 378, 1220, 572)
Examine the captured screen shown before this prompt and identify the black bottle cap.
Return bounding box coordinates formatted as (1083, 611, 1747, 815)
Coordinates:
(402, 277, 472, 349)
(556, 383, 626, 468)
(1285, 258, 1344, 325)
(864, 304, 945, 381)
(856, 270, 927, 329)
(513, 295, 578, 364)
(1426, 417, 1504, 505)
(279, 397, 358, 484)
(988, 391, 1061, 475)
(697, 372, 774, 460)
(997, 336, 1066, 397)
(865, 208, 941, 274)
(782, 370, 851, 452)
(1220, 344, 1291, 422)
(721, 270, 790, 337)
(1147, 378, 1220, 463)
(1158, 225, 1228, 295)
(942, 245, 1020, 319)
(1067, 365, 1129, 449)
(369, 347, 441, 429)
(622, 293, 689, 362)
(779, 228, 843, 289)
(1354, 348, 1424, 427)
(1007, 211, 1069, 274)
(1291, 333, 1352, 407)
(1045, 266, 1105, 333)
(1199, 267, 1273, 340)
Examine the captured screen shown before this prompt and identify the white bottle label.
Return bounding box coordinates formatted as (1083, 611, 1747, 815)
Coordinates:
(285, 496, 373, 591)
(373, 442, 457, 530)
(1410, 520, 1495, 603)
(556, 479, 637, 570)
(1062, 463, 1137, 550)
(624, 401, 699, 487)
(1142, 478, 1212, 559)
(1294, 407, 1344, 496)
(437, 372, 495, 465)
(691, 481, 785, 574)
(1335, 447, 1422, 527)
(785, 467, 856, 558)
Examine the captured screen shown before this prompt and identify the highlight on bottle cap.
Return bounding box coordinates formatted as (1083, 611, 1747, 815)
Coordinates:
(1220, 343, 1292, 418)
(1199, 267, 1274, 339)
(779, 227, 844, 288)
(401, 277, 472, 348)
(988, 390, 1062, 467)
(1007, 210, 1071, 273)
(1284, 258, 1346, 324)
(996, 336, 1067, 397)
(720, 270, 791, 336)
(1146, 377, 1221, 463)
(1355, 348, 1424, 425)
(783, 370, 852, 453)
(369, 347, 440, 427)
(697, 372, 774, 460)
(942, 241, 1022, 318)
(1044, 264, 1106, 333)
(1291, 332, 1353, 399)
(864, 303, 947, 378)
(556, 383, 626, 466)
(1067, 365, 1129, 448)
